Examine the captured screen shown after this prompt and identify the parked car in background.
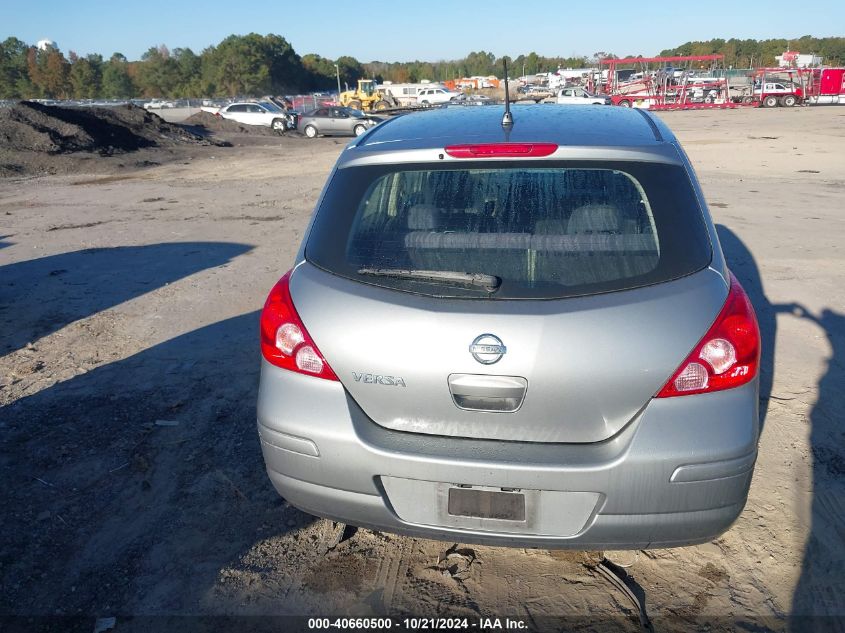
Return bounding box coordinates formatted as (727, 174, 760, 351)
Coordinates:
(218, 101, 295, 133)
(545, 87, 610, 105)
(416, 87, 458, 105)
(256, 105, 762, 549)
(298, 106, 383, 138)
(143, 99, 175, 109)
(751, 82, 803, 107)
(519, 85, 552, 100)
(451, 94, 493, 106)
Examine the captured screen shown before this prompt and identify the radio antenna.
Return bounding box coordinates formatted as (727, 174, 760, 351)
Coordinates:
(502, 58, 513, 127)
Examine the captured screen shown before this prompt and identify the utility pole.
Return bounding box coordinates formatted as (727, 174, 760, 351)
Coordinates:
(334, 63, 342, 97)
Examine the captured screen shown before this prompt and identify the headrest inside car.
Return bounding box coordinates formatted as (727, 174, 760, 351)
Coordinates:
(407, 204, 441, 230)
(567, 204, 621, 234)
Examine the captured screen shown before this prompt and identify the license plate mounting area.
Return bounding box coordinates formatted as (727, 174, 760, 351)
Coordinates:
(447, 487, 526, 522)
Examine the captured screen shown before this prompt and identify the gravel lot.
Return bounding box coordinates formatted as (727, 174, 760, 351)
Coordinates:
(1, 107, 843, 631)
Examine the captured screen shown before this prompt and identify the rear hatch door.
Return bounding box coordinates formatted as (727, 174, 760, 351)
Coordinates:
(296, 158, 721, 443)
(292, 264, 726, 443)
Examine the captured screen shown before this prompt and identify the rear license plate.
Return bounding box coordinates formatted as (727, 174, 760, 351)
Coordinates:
(447, 488, 526, 521)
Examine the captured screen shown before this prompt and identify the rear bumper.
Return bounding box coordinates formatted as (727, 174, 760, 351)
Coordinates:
(257, 360, 758, 549)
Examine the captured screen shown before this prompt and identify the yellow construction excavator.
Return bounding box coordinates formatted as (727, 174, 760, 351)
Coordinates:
(338, 79, 399, 111)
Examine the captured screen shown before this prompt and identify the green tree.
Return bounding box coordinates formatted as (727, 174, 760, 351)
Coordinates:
(0, 37, 32, 98)
(263, 33, 304, 92)
(101, 53, 135, 98)
(69, 52, 103, 98)
(302, 53, 340, 90)
(136, 45, 180, 96)
(208, 35, 269, 95)
(524, 52, 541, 75)
(464, 51, 496, 76)
(335, 55, 364, 87)
(205, 33, 301, 96)
(172, 47, 201, 96)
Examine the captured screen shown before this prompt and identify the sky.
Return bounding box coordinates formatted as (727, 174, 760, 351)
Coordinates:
(4, 0, 844, 62)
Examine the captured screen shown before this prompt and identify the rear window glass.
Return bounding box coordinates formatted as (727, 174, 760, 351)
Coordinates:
(306, 161, 711, 299)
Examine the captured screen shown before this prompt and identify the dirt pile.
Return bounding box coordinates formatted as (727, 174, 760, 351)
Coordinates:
(183, 110, 278, 136)
(0, 101, 223, 155)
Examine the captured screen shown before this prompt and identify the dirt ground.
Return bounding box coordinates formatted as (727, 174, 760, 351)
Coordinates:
(0, 102, 226, 178)
(1, 107, 843, 632)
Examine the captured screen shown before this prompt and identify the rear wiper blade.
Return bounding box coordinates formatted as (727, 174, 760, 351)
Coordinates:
(357, 268, 501, 291)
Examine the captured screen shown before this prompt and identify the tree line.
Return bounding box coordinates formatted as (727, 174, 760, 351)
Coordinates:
(0, 33, 592, 100)
(0, 34, 309, 99)
(659, 36, 845, 68)
(2, 33, 843, 100)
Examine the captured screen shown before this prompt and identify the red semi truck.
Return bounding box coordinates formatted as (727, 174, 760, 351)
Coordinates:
(806, 68, 845, 104)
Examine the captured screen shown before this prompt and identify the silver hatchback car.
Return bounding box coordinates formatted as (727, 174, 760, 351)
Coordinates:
(298, 106, 383, 138)
(257, 105, 760, 549)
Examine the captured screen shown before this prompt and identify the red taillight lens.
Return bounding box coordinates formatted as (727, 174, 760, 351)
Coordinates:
(259, 271, 338, 381)
(444, 143, 558, 158)
(656, 273, 760, 398)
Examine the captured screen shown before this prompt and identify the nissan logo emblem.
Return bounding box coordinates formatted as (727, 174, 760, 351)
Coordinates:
(469, 333, 507, 365)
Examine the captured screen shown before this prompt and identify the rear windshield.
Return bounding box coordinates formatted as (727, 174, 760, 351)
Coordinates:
(306, 161, 711, 299)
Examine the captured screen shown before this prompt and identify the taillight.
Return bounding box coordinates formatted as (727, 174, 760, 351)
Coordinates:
(259, 271, 338, 381)
(656, 273, 760, 398)
(444, 143, 558, 158)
